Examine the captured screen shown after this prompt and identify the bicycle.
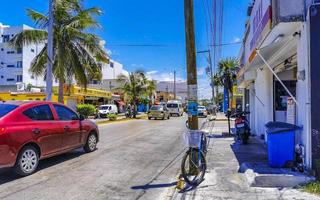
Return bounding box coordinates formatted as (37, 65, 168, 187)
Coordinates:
(181, 120, 210, 186)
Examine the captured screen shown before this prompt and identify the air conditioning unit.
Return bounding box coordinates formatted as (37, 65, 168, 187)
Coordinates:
(16, 82, 25, 91)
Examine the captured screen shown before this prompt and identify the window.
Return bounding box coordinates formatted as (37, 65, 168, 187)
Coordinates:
(31, 75, 34, 79)
(6, 78, 14, 81)
(7, 65, 15, 68)
(1, 76, 3, 79)
(23, 105, 54, 121)
(1, 48, 3, 51)
(110, 62, 114, 68)
(167, 103, 178, 108)
(31, 49, 35, 53)
(0, 104, 18, 118)
(54, 104, 79, 120)
(16, 75, 22, 82)
(2, 35, 10, 43)
(7, 51, 14, 54)
(17, 61, 22, 68)
(17, 48, 22, 54)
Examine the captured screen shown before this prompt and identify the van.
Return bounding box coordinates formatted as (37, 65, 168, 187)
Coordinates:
(97, 104, 118, 118)
(167, 100, 183, 117)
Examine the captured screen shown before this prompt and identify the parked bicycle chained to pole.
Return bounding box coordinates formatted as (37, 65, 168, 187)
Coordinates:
(180, 118, 213, 186)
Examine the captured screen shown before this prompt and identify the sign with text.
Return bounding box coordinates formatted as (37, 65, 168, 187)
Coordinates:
(249, 0, 272, 52)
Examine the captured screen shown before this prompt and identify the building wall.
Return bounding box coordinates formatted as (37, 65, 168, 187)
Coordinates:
(101, 60, 123, 80)
(156, 81, 188, 102)
(296, 22, 312, 168)
(0, 24, 46, 89)
(253, 68, 273, 137)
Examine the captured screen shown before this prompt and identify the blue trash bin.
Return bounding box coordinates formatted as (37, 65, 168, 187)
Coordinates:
(265, 122, 301, 168)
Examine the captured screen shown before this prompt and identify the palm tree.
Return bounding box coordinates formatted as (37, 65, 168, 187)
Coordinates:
(217, 57, 239, 101)
(10, 0, 108, 103)
(146, 80, 156, 107)
(117, 71, 147, 118)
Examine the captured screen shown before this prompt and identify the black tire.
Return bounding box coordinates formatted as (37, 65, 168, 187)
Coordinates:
(84, 132, 98, 153)
(148, 117, 151, 120)
(241, 133, 249, 145)
(167, 115, 170, 119)
(14, 145, 39, 176)
(181, 148, 206, 186)
(162, 116, 165, 120)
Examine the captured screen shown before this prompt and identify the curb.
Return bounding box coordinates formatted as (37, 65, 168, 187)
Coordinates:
(240, 162, 316, 188)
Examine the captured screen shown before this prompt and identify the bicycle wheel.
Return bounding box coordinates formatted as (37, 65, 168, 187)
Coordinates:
(181, 148, 207, 186)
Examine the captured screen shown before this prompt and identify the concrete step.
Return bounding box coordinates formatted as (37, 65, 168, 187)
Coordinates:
(240, 162, 315, 188)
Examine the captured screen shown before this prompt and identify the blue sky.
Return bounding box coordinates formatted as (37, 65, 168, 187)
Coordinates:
(0, 0, 250, 99)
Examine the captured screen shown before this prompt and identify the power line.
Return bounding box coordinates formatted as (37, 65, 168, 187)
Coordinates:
(105, 41, 241, 48)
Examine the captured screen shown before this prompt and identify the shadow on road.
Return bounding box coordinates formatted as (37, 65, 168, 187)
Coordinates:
(131, 182, 177, 190)
(0, 149, 86, 185)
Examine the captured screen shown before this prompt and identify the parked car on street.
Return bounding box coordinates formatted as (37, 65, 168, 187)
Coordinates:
(0, 101, 99, 176)
(96, 104, 118, 118)
(148, 105, 170, 120)
(198, 106, 208, 117)
(167, 100, 183, 116)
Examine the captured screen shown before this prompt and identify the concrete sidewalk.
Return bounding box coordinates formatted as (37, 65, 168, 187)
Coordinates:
(166, 119, 319, 200)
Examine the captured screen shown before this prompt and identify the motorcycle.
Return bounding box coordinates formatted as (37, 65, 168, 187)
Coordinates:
(125, 109, 133, 118)
(231, 110, 250, 144)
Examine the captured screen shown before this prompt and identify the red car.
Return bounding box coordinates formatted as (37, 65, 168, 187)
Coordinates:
(0, 101, 99, 176)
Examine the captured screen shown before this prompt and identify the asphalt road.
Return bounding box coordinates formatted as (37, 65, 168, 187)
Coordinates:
(0, 116, 189, 200)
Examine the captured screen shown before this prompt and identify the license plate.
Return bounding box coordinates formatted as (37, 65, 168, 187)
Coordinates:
(236, 123, 245, 128)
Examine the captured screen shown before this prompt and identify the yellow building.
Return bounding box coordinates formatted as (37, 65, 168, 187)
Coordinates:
(0, 85, 112, 109)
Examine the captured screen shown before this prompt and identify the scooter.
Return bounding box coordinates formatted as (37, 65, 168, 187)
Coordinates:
(125, 109, 133, 118)
(231, 110, 250, 144)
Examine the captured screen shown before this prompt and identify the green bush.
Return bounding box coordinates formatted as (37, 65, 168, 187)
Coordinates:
(76, 104, 96, 119)
(108, 113, 118, 121)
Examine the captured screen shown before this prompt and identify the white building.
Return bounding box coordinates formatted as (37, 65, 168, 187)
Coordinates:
(156, 81, 188, 103)
(0, 23, 45, 91)
(237, 0, 320, 172)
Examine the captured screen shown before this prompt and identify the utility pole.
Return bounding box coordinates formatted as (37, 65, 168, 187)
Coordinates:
(197, 50, 215, 105)
(174, 70, 176, 100)
(46, 0, 54, 101)
(185, 0, 198, 130)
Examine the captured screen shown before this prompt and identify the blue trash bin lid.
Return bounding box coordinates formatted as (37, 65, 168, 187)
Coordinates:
(265, 121, 302, 134)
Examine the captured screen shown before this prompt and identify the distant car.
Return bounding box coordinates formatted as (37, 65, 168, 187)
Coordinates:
(167, 100, 183, 117)
(97, 104, 118, 118)
(0, 101, 99, 176)
(148, 105, 170, 120)
(198, 106, 208, 117)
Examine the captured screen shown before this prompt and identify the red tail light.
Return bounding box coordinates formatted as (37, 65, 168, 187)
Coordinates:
(0, 127, 6, 135)
(235, 119, 244, 124)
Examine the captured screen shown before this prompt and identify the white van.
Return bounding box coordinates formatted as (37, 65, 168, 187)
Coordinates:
(167, 100, 183, 117)
(97, 104, 118, 118)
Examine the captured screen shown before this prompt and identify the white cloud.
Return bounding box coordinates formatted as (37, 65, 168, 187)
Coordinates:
(197, 67, 206, 76)
(146, 71, 185, 82)
(146, 70, 158, 75)
(233, 37, 241, 43)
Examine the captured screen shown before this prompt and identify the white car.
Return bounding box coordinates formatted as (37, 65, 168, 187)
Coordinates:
(198, 106, 208, 117)
(97, 104, 118, 118)
(167, 100, 183, 117)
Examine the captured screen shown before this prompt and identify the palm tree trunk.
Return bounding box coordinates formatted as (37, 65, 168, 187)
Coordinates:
(58, 79, 64, 103)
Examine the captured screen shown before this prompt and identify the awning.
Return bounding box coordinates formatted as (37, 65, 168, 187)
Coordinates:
(249, 36, 297, 70)
(255, 36, 299, 106)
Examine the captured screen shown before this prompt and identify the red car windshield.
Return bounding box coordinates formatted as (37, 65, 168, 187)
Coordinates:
(0, 104, 19, 118)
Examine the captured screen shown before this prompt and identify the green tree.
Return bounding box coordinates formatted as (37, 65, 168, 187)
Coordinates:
(216, 57, 239, 107)
(212, 74, 222, 103)
(11, 0, 108, 103)
(145, 80, 156, 106)
(117, 71, 147, 118)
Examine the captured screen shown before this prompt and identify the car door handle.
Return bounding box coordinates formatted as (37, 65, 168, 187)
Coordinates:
(64, 126, 70, 131)
(32, 128, 41, 134)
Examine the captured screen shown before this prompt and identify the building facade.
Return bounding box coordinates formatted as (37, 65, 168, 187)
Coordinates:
(156, 81, 187, 103)
(0, 23, 46, 91)
(237, 0, 320, 172)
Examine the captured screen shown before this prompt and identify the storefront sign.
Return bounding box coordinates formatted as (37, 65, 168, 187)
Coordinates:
(287, 97, 295, 124)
